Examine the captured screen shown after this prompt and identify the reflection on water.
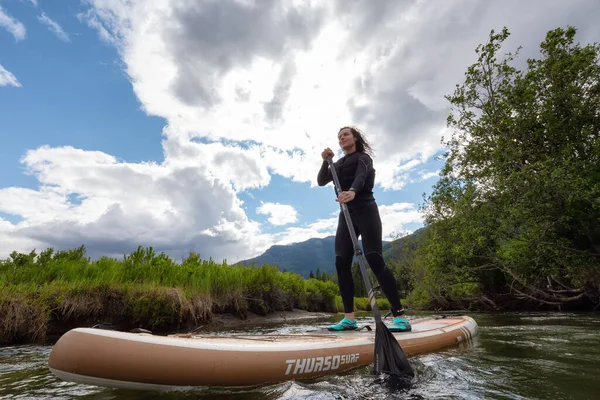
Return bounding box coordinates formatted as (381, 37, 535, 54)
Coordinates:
(1, 312, 599, 400)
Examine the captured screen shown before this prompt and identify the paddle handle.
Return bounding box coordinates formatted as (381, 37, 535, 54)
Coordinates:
(326, 156, 382, 322)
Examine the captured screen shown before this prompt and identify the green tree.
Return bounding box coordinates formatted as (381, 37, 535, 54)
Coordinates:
(420, 26, 600, 310)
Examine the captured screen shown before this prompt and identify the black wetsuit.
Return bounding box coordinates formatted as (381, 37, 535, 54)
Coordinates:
(317, 152, 405, 317)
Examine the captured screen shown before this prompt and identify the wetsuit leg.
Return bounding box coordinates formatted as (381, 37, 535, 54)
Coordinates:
(355, 202, 406, 317)
(334, 210, 358, 314)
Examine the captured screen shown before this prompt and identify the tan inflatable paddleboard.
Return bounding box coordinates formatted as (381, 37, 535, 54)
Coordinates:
(48, 315, 478, 390)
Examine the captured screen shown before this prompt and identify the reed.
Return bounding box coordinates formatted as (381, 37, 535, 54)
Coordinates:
(0, 246, 389, 345)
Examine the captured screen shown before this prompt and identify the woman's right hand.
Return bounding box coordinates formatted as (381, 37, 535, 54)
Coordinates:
(321, 147, 334, 161)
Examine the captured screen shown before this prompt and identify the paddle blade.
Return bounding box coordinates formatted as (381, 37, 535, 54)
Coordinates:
(373, 321, 414, 380)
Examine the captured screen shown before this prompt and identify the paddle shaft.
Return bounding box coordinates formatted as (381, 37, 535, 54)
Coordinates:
(326, 156, 382, 322)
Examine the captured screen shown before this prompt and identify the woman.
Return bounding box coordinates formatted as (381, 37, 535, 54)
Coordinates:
(317, 126, 411, 332)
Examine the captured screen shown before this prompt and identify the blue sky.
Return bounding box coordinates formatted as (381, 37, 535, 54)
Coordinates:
(1, 0, 596, 262)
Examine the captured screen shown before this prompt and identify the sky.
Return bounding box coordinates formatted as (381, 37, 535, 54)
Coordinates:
(1, 0, 598, 264)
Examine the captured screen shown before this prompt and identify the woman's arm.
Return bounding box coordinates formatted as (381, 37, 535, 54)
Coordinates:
(349, 153, 372, 192)
(317, 160, 332, 186)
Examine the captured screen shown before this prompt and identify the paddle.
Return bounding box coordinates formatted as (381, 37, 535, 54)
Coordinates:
(326, 155, 414, 381)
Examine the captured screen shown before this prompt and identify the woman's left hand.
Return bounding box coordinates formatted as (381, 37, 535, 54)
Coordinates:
(336, 190, 355, 204)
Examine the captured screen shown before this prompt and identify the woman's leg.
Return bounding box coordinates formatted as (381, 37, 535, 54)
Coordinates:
(356, 202, 406, 318)
(334, 210, 357, 318)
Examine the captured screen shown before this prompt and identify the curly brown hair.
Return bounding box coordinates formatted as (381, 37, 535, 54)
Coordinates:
(338, 126, 374, 156)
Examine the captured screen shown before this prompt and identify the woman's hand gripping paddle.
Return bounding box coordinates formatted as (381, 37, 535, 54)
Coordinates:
(326, 155, 414, 382)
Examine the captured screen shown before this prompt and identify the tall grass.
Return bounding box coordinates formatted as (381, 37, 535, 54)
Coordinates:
(0, 246, 390, 345)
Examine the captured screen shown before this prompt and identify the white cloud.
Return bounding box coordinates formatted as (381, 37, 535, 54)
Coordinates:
(19, 0, 38, 7)
(268, 217, 338, 246)
(0, 6, 26, 41)
(378, 203, 424, 240)
(419, 171, 440, 181)
(0, 64, 21, 87)
(162, 137, 271, 192)
(76, 9, 114, 44)
(256, 202, 298, 226)
(38, 12, 70, 42)
(0, 145, 275, 262)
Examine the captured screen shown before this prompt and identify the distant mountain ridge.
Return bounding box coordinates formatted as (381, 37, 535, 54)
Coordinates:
(235, 235, 392, 278)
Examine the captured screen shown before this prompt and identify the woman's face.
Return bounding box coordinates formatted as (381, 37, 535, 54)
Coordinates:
(338, 128, 356, 151)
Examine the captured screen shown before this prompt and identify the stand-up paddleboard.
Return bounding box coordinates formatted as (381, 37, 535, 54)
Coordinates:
(48, 315, 477, 390)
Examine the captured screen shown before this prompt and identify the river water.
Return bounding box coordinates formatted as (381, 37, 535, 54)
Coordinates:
(1, 311, 598, 399)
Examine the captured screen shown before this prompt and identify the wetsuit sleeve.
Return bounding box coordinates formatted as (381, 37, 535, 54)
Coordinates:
(349, 153, 372, 192)
(317, 160, 332, 186)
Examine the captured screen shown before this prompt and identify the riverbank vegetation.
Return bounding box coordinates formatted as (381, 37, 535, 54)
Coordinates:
(390, 26, 600, 312)
(0, 246, 391, 345)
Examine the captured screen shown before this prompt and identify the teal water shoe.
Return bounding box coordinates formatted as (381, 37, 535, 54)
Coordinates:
(327, 318, 358, 331)
(388, 317, 412, 332)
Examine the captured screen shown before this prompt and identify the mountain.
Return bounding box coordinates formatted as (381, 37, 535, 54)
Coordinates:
(235, 236, 391, 278)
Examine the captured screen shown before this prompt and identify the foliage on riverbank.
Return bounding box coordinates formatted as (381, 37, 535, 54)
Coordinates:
(392, 26, 600, 311)
(0, 245, 392, 345)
